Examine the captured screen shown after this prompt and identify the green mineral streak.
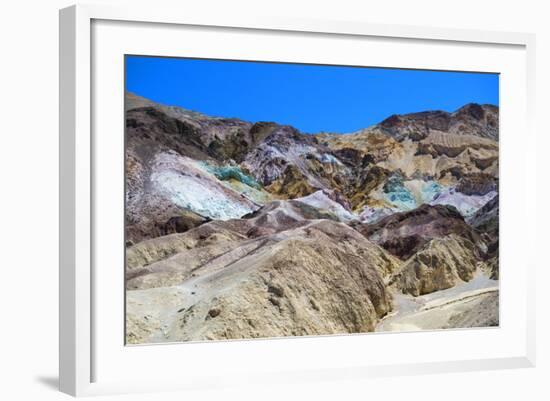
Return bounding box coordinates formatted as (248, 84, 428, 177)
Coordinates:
(201, 162, 261, 189)
(383, 175, 417, 211)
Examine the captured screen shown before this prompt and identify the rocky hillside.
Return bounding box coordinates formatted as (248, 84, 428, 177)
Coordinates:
(125, 93, 499, 343)
(126, 203, 401, 342)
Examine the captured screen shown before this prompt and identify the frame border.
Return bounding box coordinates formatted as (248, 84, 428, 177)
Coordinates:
(59, 4, 536, 396)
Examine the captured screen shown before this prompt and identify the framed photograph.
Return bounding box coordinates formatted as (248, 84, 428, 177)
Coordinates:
(59, 4, 536, 396)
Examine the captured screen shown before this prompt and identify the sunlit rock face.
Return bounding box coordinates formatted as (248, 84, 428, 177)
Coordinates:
(388, 234, 480, 296)
(294, 190, 356, 222)
(125, 92, 499, 343)
(316, 105, 499, 221)
(151, 152, 259, 221)
(430, 187, 497, 218)
(355, 204, 483, 260)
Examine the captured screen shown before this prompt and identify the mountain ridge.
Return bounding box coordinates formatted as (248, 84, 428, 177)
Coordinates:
(127, 92, 498, 138)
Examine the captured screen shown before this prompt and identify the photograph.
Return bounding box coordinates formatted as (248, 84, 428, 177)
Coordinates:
(124, 56, 499, 344)
(2, 0, 546, 399)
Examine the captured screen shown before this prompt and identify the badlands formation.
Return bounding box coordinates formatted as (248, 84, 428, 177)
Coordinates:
(125, 93, 499, 344)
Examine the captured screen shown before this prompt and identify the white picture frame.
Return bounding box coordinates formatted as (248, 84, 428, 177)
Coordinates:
(59, 4, 536, 397)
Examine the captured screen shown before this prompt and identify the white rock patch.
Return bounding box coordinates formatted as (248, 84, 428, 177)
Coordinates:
(151, 152, 257, 220)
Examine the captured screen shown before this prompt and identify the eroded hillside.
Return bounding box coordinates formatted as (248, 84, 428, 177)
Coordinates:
(125, 93, 499, 343)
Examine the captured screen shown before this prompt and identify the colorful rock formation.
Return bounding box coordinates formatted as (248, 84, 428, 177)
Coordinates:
(125, 93, 499, 343)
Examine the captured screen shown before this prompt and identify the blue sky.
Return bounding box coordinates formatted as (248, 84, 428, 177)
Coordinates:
(126, 55, 499, 134)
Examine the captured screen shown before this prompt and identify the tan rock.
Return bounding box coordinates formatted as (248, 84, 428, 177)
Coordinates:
(126, 218, 401, 343)
(389, 235, 479, 296)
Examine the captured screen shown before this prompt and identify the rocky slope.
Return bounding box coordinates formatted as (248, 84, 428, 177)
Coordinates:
(125, 93, 499, 343)
(317, 104, 499, 220)
(126, 202, 401, 343)
(388, 235, 479, 296)
(356, 204, 482, 260)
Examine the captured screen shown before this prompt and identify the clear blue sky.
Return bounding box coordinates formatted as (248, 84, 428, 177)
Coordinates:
(126, 55, 499, 134)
